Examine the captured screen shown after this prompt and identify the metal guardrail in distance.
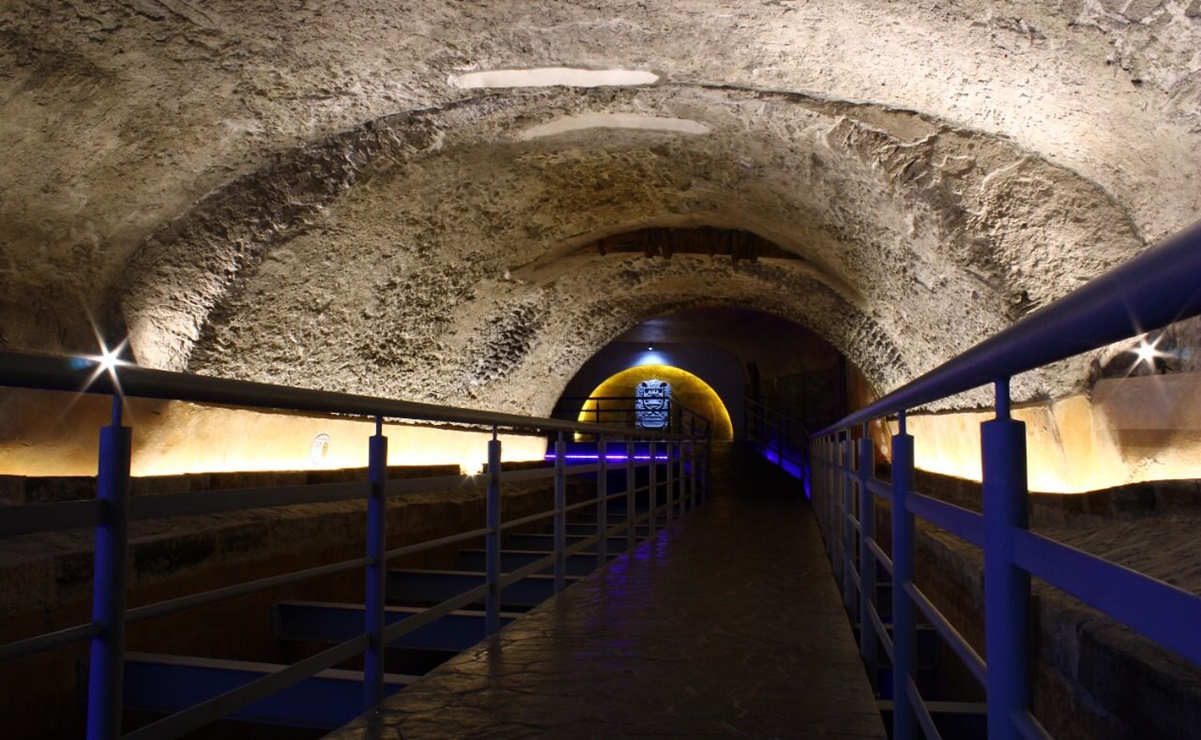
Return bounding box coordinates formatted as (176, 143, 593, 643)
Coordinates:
(553, 395, 713, 438)
(744, 397, 811, 493)
(0, 349, 711, 740)
(808, 217, 1201, 740)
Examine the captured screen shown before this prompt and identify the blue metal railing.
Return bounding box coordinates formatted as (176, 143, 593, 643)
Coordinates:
(811, 217, 1201, 740)
(0, 350, 711, 739)
(744, 397, 811, 493)
(553, 394, 713, 438)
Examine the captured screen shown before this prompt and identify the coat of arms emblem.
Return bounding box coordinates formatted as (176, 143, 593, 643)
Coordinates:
(634, 380, 671, 430)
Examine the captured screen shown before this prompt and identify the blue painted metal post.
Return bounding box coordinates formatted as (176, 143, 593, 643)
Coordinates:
(648, 441, 658, 534)
(831, 438, 840, 560)
(554, 434, 567, 593)
(485, 428, 502, 636)
(842, 437, 855, 610)
(857, 433, 878, 671)
(813, 438, 824, 542)
(827, 437, 837, 543)
(983, 378, 1031, 740)
(626, 440, 636, 552)
(691, 442, 701, 511)
(665, 441, 675, 523)
(827, 438, 837, 548)
(811, 438, 821, 538)
(597, 435, 608, 567)
(364, 416, 388, 709)
(86, 396, 132, 740)
(891, 412, 917, 740)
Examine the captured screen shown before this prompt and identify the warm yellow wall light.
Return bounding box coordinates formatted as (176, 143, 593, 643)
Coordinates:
(578, 364, 733, 440)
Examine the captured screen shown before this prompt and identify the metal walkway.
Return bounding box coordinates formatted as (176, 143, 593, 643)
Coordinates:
(328, 444, 886, 739)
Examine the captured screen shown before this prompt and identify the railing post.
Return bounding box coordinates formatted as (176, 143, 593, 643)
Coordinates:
(626, 439, 636, 552)
(826, 439, 835, 567)
(811, 437, 823, 542)
(828, 437, 838, 547)
(691, 442, 701, 511)
(983, 378, 1031, 740)
(842, 436, 855, 611)
(86, 396, 132, 740)
(648, 441, 658, 534)
(554, 434, 567, 593)
(485, 428, 502, 636)
(665, 441, 675, 523)
(891, 412, 917, 740)
(364, 416, 388, 709)
(857, 432, 877, 674)
(825, 438, 837, 556)
(597, 435, 608, 567)
(704, 433, 712, 502)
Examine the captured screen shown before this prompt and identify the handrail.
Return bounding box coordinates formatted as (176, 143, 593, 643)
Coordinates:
(745, 396, 813, 436)
(744, 396, 811, 491)
(0, 349, 713, 740)
(552, 393, 713, 436)
(0, 349, 689, 440)
(554, 393, 709, 417)
(806, 217, 1201, 740)
(815, 217, 1201, 436)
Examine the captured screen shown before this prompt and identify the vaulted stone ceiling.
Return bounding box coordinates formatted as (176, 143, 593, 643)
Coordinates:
(2, 1, 1198, 415)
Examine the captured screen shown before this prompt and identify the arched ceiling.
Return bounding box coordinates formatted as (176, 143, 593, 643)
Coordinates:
(2, 1, 1198, 414)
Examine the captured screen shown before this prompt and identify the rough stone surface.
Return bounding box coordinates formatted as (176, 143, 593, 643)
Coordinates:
(2, 1, 1199, 415)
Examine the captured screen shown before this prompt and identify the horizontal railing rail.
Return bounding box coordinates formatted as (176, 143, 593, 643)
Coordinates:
(809, 217, 1201, 740)
(552, 394, 712, 437)
(815, 218, 1201, 436)
(0, 349, 694, 440)
(0, 349, 712, 740)
(744, 396, 811, 491)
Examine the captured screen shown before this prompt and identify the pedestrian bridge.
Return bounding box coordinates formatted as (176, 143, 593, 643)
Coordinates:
(328, 444, 885, 739)
(2, 220, 1201, 739)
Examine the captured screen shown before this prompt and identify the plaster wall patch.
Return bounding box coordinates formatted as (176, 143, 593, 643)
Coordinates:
(518, 113, 710, 140)
(450, 68, 659, 89)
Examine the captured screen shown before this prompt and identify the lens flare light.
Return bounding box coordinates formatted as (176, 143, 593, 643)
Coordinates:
(1131, 335, 1166, 373)
(77, 337, 130, 395)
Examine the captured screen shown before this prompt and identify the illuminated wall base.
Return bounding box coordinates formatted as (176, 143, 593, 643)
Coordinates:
(0, 389, 546, 477)
(882, 373, 1201, 494)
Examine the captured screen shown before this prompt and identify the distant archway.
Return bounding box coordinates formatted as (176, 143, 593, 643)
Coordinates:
(580, 364, 733, 440)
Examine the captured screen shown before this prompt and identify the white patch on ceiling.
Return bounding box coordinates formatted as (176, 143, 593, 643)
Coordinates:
(518, 113, 710, 140)
(449, 68, 659, 89)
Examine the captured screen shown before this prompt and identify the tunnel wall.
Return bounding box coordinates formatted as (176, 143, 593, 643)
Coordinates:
(878, 372, 1201, 494)
(0, 388, 546, 478)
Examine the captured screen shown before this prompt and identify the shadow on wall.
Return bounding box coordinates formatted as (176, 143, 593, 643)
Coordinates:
(580, 364, 734, 440)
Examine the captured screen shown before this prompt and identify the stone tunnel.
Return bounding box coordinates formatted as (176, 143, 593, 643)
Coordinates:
(2, 1, 1201, 738)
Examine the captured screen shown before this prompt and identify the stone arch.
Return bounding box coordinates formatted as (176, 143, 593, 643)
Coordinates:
(118, 85, 1142, 409)
(452, 258, 907, 418)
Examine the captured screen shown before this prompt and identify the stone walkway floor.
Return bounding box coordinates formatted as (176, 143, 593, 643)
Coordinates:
(327, 445, 886, 739)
